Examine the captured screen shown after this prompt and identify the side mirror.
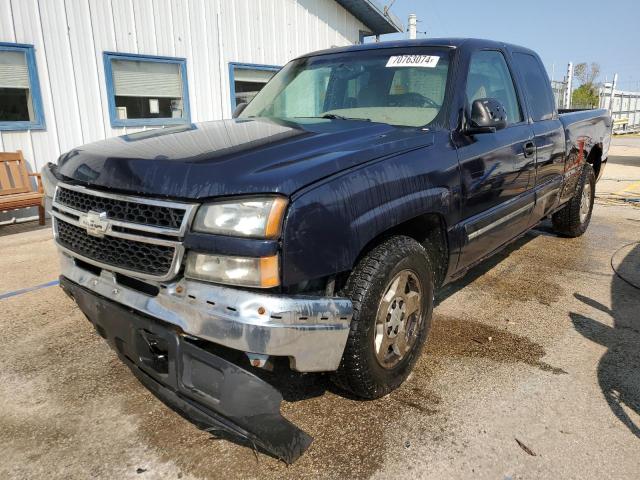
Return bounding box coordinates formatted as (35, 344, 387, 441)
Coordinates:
(232, 102, 248, 119)
(464, 98, 508, 134)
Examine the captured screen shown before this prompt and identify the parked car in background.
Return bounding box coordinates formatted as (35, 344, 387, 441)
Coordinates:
(42, 38, 611, 463)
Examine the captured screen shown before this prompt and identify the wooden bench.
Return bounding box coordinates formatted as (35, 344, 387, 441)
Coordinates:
(0, 151, 45, 225)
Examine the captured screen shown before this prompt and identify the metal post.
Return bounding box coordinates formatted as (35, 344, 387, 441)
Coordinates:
(408, 14, 417, 39)
(564, 62, 573, 109)
(609, 73, 618, 114)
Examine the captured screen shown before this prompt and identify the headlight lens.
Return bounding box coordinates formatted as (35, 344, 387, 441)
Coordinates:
(193, 197, 287, 238)
(185, 253, 279, 288)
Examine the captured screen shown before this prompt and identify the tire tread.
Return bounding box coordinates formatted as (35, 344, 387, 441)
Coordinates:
(552, 164, 595, 237)
(332, 236, 433, 399)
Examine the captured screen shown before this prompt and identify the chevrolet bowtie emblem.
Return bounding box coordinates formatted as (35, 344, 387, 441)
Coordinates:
(79, 211, 110, 237)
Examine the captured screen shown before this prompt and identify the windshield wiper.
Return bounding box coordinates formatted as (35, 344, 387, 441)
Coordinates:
(292, 114, 371, 122)
(321, 113, 371, 121)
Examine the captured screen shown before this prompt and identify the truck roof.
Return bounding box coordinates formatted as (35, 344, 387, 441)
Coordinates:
(297, 38, 538, 60)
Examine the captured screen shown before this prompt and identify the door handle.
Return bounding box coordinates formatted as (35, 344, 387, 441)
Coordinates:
(523, 142, 536, 158)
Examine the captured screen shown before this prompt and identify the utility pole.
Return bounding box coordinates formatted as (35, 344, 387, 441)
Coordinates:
(564, 62, 573, 109)
(408, 13, 417, 39)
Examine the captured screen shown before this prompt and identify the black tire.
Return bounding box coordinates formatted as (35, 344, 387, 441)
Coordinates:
(332, 236, 434, 399)
(552, 163, 596, 237)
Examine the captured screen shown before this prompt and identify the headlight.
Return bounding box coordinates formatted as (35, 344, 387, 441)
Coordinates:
(185, 253, 279, 288)
(193, 197, 287, 238)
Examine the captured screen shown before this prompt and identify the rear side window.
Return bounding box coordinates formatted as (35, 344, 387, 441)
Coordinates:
(466, 50, 522, 125)
(512, 53, 555, 121)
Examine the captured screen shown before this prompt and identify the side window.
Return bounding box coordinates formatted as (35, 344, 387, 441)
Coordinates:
(512, 53, 555, 121)
(0, 43, 45, 130)
(466, 50, 522, 125)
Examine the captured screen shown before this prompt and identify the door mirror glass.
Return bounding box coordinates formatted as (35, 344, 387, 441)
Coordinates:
(466, 98, 508, 134)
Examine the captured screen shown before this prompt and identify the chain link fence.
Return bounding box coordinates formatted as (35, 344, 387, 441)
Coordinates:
(551, 80, 568, 110)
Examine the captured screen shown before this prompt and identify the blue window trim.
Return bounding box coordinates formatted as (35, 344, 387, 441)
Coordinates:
(0, 42, 45, 131)
(228, 62, 280, 111)
(103, 51, 191, 128)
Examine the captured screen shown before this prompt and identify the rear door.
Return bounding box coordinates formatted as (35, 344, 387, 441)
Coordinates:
(511, 51, 565, 219)
(456, 49, 536, 270)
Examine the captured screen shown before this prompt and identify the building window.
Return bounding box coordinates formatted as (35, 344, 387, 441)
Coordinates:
(103, 52, 190, 127)
(229, 63, 279, 110)
(0, 43, 45, 131)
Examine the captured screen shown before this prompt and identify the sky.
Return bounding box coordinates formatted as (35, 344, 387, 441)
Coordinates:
(377, 0, 640, 90)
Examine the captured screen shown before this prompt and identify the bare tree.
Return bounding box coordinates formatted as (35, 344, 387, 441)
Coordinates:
(574, 62, 600, 86)
(572, 62, 601, 108)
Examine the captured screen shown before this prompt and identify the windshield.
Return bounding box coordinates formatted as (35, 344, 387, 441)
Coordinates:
(240, 48, 452, 128)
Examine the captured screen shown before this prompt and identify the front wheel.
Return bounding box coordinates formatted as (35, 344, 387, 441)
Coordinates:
(552, 163, 596, 237)
(332, 236, 434, 399)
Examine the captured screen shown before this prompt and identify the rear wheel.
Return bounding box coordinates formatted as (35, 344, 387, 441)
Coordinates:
(332, 236, 434, 399)
(552, 164, 596, 237)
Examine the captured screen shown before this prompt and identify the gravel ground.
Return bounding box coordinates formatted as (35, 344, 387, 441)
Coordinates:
(1, 141, 639, 480)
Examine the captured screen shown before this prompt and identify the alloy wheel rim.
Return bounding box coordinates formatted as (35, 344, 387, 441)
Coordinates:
(374, 269, 423, 369)
(580, 182, 592, 223)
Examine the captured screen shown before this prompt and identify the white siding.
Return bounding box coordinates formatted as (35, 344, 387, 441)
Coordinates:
(0, 0, 367, 222)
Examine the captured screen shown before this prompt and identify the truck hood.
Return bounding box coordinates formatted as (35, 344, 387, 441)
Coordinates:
(55, 117, 434, 200)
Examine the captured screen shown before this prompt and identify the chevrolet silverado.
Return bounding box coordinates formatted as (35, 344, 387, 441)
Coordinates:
(42, 38, 612, 462)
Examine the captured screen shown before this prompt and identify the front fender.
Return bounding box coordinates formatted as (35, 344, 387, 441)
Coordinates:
(281, 142, 459, 287)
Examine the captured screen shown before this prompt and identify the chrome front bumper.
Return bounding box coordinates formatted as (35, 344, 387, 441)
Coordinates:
(59, 254, 352, 372)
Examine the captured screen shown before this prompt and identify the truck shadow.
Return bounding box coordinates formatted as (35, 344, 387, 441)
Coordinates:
(571, 242, 640, 438)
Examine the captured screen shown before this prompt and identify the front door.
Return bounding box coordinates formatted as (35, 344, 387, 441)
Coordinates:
(456, 49, 535, 270)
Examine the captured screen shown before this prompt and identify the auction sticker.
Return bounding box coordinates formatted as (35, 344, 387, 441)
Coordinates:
(385, 55, 440, 68)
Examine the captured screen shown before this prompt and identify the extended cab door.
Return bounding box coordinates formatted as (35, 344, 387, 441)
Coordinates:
(511, 51, 566, 219)
(455, 49, 536, 270)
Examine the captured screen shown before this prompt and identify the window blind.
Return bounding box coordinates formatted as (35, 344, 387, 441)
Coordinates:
(234, 68, 276, 84)
(0, 50, 29, 89)
(112, 59, 182, 98)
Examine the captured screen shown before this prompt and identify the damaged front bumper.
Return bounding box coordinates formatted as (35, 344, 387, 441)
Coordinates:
(59, 254, 352, 372)
(58, 254, 354, 462)
(60, 276, 313, 463)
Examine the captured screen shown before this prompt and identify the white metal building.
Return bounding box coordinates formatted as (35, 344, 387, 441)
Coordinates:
(0, 0, 401, 222)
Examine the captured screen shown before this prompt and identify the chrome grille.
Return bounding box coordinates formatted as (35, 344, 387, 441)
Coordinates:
(52, 183, 197, 281)
(56, 220, 175, 277)
(55, 185, 187, 231)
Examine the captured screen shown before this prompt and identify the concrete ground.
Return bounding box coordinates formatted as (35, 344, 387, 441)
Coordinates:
(1, 139, 639, 480)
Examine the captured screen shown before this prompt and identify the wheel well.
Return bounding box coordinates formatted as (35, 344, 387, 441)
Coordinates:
(587, 144, 603, 179)
(350, 213, 449, 288)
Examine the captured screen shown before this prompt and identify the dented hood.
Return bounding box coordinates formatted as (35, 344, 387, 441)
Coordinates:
(55, 117, 434, 200)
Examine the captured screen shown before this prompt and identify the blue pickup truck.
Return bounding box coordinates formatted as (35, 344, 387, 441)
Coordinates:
(42, 38, 611, 462)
